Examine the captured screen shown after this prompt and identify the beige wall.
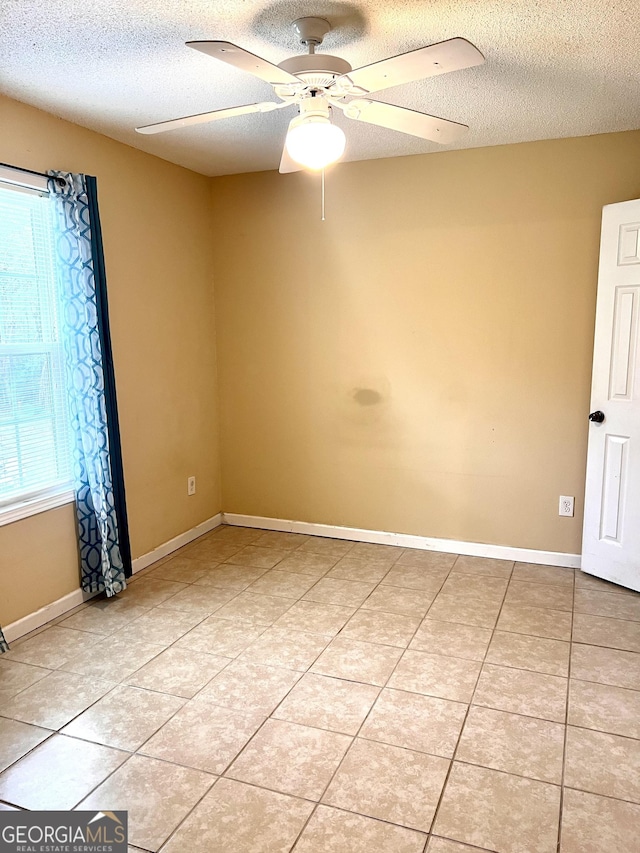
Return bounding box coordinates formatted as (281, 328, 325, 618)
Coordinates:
(0, 95, 221, 626)
(2, 101, 639, 629)
(1, 506, 80, 624)
(211, 130, 640, 555)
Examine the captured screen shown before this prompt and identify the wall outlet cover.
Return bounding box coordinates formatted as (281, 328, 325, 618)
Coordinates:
(559, 495, 574, 517)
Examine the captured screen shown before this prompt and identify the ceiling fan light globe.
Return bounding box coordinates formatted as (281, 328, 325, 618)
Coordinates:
(285, 118, 346, 170)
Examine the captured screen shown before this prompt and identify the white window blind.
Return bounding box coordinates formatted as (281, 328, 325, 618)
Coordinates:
(0, 182, 73, 508)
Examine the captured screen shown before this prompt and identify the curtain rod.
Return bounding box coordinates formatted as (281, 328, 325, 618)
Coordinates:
(0, 161, 66, 187)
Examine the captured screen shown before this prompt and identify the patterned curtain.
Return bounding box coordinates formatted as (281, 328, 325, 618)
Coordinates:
(0, 629, 8, 654)
(48, 172, 131, 597)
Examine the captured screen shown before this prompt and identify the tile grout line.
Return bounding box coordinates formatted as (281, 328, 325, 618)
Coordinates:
(138, 538, 371, 847)
(249, 542, 447, 852)
(557, 559, 577, 853)
(153, 774, 220, 853)
(224, 541, 403, 747)
(424, 556, 514, 848)
(0, 672, 195, 802)
(159, 535, 374, 851)
(297, 551, 459, 846)
(0, 532, 259, 823)
(0, 536, 277, 784)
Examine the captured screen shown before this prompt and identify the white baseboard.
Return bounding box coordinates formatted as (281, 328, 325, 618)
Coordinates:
(3, 587, 96, 644)
(3, 512, 223, 645)
(3, 509, 579, 647)
(222, 513, 582, 569)
(131, 512, 223, 574)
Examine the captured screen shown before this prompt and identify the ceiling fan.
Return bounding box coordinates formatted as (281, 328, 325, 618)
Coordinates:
(135, 17, 485, 173)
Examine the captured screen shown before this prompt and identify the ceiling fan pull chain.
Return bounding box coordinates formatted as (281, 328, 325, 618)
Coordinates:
(321, 168, 326, 221)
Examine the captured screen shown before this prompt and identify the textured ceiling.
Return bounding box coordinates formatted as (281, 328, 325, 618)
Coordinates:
(1, 1, 639, 176)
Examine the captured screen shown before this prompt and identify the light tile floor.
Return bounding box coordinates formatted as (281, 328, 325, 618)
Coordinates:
(1, 526, 640, 852)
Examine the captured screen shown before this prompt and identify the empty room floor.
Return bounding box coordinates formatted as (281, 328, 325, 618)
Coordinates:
(1, 526, 640, 852)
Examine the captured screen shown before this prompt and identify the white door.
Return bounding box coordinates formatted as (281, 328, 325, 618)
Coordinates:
(582, 198, 640, 592)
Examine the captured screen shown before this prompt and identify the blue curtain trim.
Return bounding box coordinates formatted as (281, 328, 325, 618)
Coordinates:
(85, 176, 132, 578)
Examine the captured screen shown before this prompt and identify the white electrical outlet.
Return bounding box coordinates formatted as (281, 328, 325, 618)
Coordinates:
(187, 476, 196, 496)
(559, 495, 574, 517)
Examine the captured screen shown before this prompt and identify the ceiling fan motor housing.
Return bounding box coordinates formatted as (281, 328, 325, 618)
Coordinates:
(278, 54, 352, 89)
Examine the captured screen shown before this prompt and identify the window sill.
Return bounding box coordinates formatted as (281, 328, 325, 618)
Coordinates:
(0, 486, 75, 527)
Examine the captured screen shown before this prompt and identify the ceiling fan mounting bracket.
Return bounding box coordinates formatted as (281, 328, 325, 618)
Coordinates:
(292, 17, 331, 50)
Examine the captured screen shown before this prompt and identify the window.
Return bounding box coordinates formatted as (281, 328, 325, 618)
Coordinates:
(0, 179, 73, 520)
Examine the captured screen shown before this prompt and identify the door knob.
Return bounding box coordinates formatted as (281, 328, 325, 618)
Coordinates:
(589, 411, 605, 423)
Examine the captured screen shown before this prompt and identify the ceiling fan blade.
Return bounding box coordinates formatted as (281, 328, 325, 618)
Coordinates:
(135, 101, 287, 135)
(187, 41, 299, 85)
(279, 142, 303, 174)
(341, 99, 468, 145)
(334, 38, 484, 95)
